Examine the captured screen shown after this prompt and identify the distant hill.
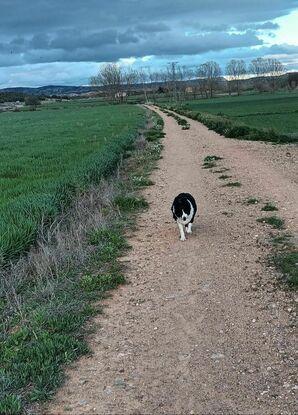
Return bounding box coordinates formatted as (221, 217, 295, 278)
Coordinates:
(0, 85, 99, 96)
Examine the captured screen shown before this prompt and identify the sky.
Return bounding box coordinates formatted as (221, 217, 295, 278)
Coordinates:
(0, 0, 298, 88)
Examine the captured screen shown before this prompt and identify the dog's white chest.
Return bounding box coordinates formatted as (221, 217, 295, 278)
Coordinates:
(176, 203, 194, 225)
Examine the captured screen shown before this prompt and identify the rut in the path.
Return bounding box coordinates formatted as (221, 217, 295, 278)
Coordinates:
(45, 106, 297, 415)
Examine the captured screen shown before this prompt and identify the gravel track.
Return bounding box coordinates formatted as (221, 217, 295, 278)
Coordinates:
(45, 106, 297, 415)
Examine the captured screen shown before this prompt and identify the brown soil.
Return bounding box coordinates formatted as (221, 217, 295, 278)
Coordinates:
(45, 106, 297, 415)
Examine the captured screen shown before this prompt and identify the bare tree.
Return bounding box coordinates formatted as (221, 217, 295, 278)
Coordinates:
(181, 67, 196, 99)
(166, 62, 181, 102)
(249, 57, 285, 92)
(265, 58, 285, 91)
(122, 68, 138, 101)
(196, 61, 221, 98)
(249, 58, 267, 92)
(138, 68, 149, 103)
(226, 59, 246, 95)
(158, 69, 171, 98)
(90, 63, 123, 102)
(148, 69, 161, 103)
(176, 65, 194, 101)
(196, 64, 208, 98)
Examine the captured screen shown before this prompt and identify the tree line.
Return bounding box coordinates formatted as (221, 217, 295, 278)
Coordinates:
(91, 57, 287, 102)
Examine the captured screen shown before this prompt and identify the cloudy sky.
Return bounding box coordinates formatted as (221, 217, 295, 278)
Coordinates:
(1, 0, 298, 88)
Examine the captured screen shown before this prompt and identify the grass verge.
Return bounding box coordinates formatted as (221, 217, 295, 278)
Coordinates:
(159, 104, 297, 144)
(160, 108, 190, 130)
(0, 109, 164, 414)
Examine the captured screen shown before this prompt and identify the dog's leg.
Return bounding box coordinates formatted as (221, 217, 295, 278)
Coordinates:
(178, 222, 186, 241)
(186, 223, 192, 234)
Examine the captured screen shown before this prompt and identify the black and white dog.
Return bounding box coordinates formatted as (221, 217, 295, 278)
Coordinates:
(171, 193, 197, 241)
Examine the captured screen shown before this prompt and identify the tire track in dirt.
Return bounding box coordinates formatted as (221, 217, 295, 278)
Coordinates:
(45, 106, 297, 415)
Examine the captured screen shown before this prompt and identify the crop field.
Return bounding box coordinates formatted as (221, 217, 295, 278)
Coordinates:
(181, 92, 298, 136)
(0, 100, 145, 261)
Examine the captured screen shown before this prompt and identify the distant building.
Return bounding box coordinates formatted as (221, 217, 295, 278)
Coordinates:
(185, 86, 193, 94)
(115, 91, 127, 99)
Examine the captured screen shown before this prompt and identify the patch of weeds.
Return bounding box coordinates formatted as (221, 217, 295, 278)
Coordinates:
(80, 270, 125, 293)
(164, 111, 189, 130)
(203, 155, 223, 169)
(0, 394, 22, 415)
(1, 325, 89, 411)
(114, 195, 148, 212)
(261, 202, 278, 212)
(88, 226, 130, 262)
(218, 175, 231, 180)
(182, 124, 190, 130)
(213, 167, 230, 173)
(274, 251, 298, 288)
(132, 175, 154, 187)
(245, 197, 259, 205)
(202, 161, 217, 169)
(271, 233, 293, 246)
(144, 129, 165, 142)
(222, 211, 233, 217)
(257, 216, 284, 229)
(204, 155, 223, 162)
(223, 181, 242, 187)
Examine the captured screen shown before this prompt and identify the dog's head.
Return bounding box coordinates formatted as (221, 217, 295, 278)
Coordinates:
(172, 197, 191, 221)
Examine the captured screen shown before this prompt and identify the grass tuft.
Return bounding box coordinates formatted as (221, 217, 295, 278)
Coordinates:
(202, 161, 217, 169)
(132, 175, 154, 187)
(257, 215, 284, 229)
(80, 271, 125, 292)
(274, 251, 298, 288)
(0, 394, 22, 415)
(223, 181, 242, 187)
(204, 155, 223, 162)
(218, 175, 231, 180)
(271, 233, 293, 246)
(114, 195, 148, 212)
(212, 167, 230, 173)
(245, 197, 259, 205)
(202, 155, 223, 169)
(261, 202, 278, 211)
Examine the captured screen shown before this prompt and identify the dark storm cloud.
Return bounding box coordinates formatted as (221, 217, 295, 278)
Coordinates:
(0, 30, 262, 67)
(0, 0, 297, 68)
(236, 21, 280, 30)
(134, 23, 171, 33)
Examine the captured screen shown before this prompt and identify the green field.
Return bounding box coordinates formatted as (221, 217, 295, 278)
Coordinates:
(0, 100, 145, 261)
(181, 92, 298, 136)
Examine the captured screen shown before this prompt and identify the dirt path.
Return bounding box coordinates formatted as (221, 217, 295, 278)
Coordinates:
(45, 107, 297, 415)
